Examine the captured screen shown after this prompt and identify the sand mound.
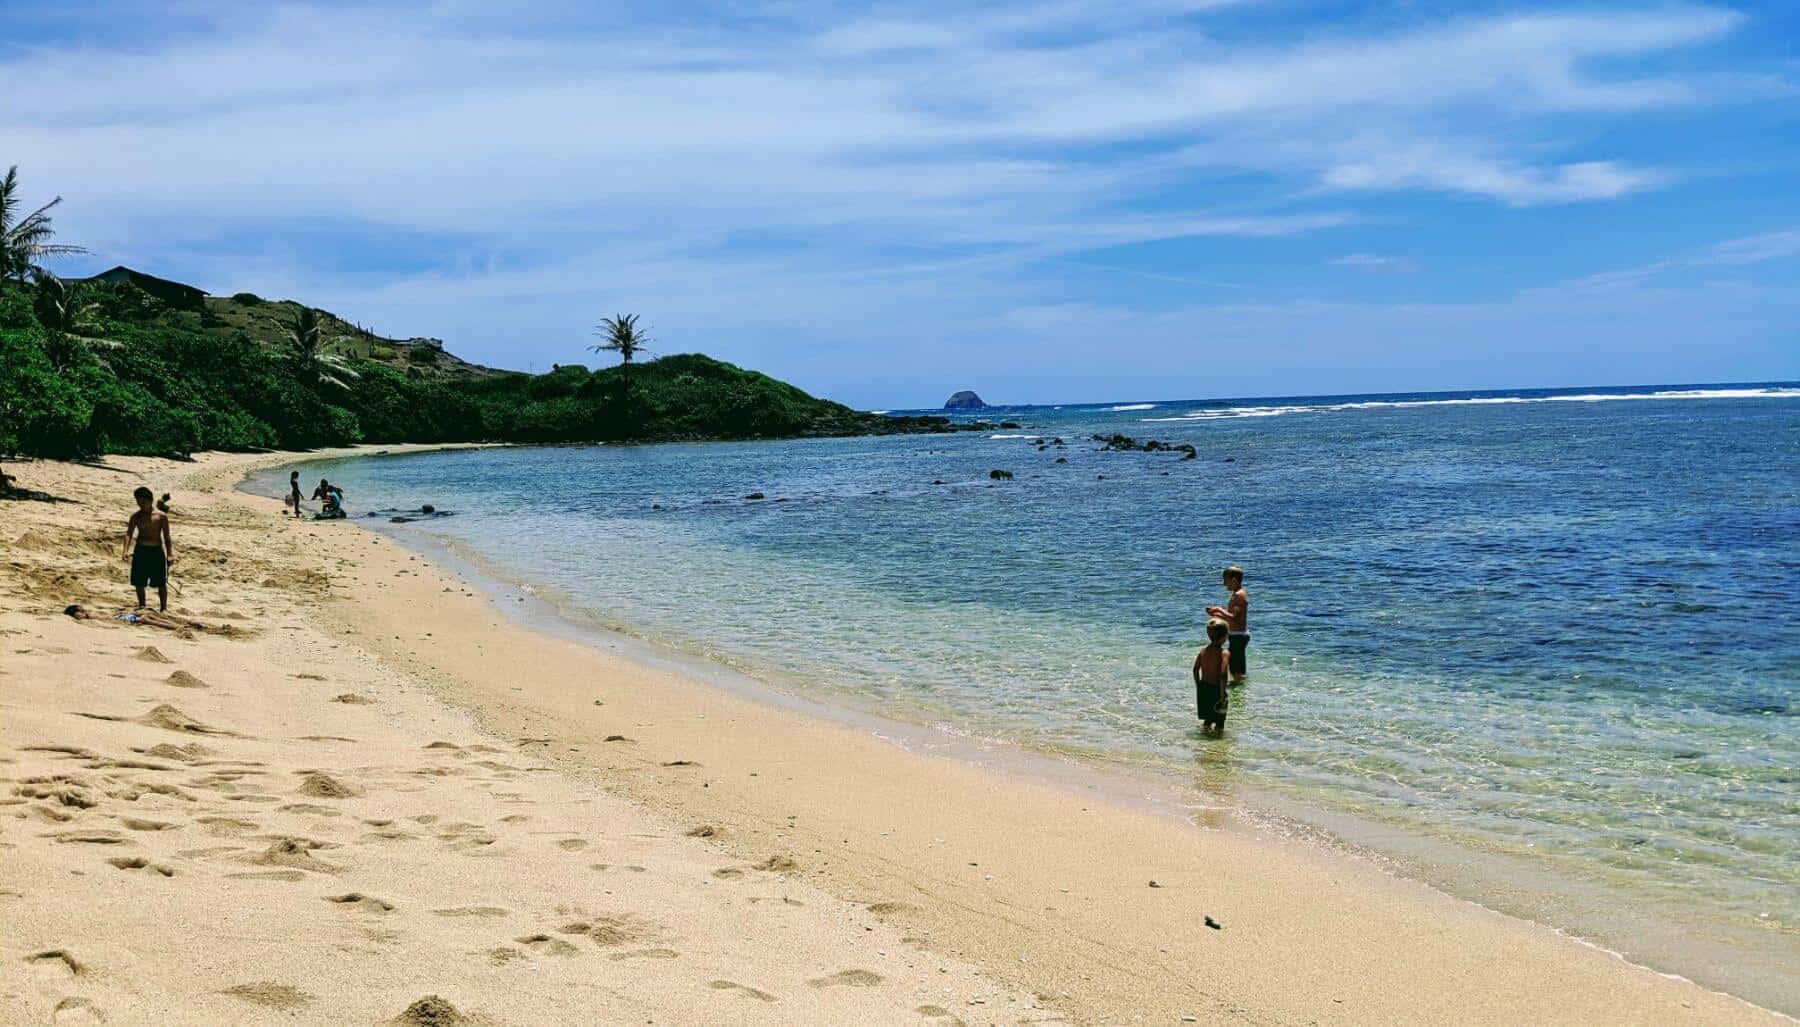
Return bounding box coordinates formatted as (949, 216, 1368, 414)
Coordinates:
(394, 995, 466, 1026)
(250, 837, 342, 876)
(165, 671, 208, 688)
(138, 742, 212, 762)
(297, 772, 361, 799)
(220, 982, 313, 1010)
(133, 646, 173, 663)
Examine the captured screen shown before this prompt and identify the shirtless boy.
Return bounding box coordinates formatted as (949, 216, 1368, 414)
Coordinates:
(1192, 618, 1231, 736)
(1206, 565, 1250, 684)
(287, 471, 304, 518)
(123, 485, 174, 611)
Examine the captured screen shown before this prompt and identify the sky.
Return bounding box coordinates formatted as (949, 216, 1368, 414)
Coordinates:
(5, 0, 1798, 408)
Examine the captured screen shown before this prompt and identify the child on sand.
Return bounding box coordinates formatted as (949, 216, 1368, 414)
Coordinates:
(286, 471, 303, 518)
(1206, 565, 1250, 684)
(123, 485, 174, 612)
(1192, 618, 1231, 736)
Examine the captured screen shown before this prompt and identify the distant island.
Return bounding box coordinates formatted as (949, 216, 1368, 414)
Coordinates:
(0, 265, 991, 466)
(944, 390, 987, 409)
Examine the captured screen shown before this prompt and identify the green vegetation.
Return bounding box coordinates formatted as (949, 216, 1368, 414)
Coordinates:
(0, 165, 965, 490)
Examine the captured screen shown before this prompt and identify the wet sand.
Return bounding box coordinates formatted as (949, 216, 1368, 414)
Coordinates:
(0, 449, 1785, 1025)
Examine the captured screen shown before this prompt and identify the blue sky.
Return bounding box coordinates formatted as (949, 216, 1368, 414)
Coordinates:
(6, 0, 1797, 407)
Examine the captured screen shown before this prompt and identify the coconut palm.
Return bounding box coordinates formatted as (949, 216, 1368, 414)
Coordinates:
(591, 313, 650, 367)
(31, 271, 118, 370)
(283, 306, 358, 391)
(1, 166, 87, 290)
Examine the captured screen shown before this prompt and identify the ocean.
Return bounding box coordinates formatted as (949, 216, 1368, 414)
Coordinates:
(248, 382, 1800, 1007)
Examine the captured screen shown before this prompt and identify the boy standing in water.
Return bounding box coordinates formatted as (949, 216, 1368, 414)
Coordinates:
(123, 485, 174, 611)
(1193, 618, 1231, 735)
(1206, 565, 1250, 683)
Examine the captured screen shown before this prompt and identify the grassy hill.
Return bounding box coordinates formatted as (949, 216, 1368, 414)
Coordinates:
(0, 270, 964, 466)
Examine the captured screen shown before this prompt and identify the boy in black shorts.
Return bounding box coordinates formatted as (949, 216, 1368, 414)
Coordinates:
(123, 485, 174, 611)
(1192, 618, 1230, 736)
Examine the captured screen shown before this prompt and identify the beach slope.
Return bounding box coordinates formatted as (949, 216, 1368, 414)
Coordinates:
(0, 450, 1785, 1025)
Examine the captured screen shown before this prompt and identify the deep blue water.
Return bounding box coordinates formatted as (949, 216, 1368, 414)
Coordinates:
(252, 382, 1800, 998)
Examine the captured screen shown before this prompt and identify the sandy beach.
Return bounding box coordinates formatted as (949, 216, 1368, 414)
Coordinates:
(0, 448, 1787, 1026)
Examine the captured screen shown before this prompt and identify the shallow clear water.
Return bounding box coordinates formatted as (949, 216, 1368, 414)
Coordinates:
(253, 382, 1800, 1000)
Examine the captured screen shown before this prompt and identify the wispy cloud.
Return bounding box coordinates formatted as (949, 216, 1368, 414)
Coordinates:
(1331, 254, 1421, 273)
(3, 1, 1790, 401)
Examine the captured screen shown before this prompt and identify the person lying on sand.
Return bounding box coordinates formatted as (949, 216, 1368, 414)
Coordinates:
(123, 485, 174, 612)
(1193, 618, 1231, 736)
(1206, 565, 1250, 684)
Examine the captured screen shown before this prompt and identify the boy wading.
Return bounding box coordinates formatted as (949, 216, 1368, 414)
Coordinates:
(1206, 565, 1250, 684)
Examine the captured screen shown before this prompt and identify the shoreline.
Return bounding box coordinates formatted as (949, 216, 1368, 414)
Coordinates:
(325, 462, 1798, 1018)
(1, 448, 1788, 1025)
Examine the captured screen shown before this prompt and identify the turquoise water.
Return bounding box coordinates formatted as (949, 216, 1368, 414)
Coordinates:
(252, 383, 1800, 1006)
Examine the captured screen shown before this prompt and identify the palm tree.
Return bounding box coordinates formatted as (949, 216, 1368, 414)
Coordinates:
(283, 306, 358, 391)
(1, 166, 87, 291)
(591, 313, 651, 416)
(31, 271, 117, 370)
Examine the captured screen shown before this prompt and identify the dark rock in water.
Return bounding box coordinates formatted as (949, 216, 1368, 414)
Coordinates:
(1223, 457, 1235, 462)
(745, 492, 765, 500)
(1052, 437, 1065, 446)
(390, 516, 415, 523)
(421, 504, 435, 514)
(367, 512, 379, 518)
(999, 421, 1021, 429)
(651, 503, 661, 510)
(1054, 457, 1067, 464)
(944, 390, 988, 409)
(989, 469, 1013, 480)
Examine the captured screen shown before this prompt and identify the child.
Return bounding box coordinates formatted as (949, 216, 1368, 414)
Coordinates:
(123, 485, 174, 612)
(286, 471, 303, 518)
(1206, 565, 1250, 683)
(1192, 618, 1231, 736)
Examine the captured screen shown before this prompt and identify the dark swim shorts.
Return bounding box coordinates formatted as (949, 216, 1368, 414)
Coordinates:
(1196, 680, 1228, 729)
(130, 545, 167, 588)
(1227, 633, 1250, 677)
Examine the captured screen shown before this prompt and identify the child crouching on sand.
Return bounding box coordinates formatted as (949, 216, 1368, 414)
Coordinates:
(1193, 618, 1230, 736)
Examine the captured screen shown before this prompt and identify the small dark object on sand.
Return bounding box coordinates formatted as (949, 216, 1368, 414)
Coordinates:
(1205, 916, 1222, 930)
(64, 604, 91, 619)
(1149, 880, 1161, 888)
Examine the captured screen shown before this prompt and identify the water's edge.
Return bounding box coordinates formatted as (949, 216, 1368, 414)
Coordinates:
(238, 451, 1793, 1016)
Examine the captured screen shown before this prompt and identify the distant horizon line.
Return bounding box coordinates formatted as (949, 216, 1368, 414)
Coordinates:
(871, 379, 1800, 413)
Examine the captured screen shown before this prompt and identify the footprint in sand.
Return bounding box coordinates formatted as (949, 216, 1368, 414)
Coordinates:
(46, 830, 127, 846)
(610, 948, 679, 961)
(26, 950, 84, 980)
(325, 893, 395, 913)
(514, 934, 581, 957)
(555, 838, 588, 851)
(685, 825, 719, 839)
(112, 816, 176, 832)
(13, 777, 100, 809)
(755, 855, 800, 873)
(330, 693, 374, 705)
(219, 982, 314, 1011)
(279, 803, 343, 818)
(433, 906, 509, 918)
(916, 1004, 967, 1023)
(51, 997, 105, 1024)
(808, 969, 884, 988)
(106, 856, 176, 877)
(867, 901, 919, 916)
(712, 867, 745, 879)
(709, 980, 778, 1002)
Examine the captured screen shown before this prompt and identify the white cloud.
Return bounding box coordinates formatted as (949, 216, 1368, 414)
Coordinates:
(4, 1, 1786, 399)
(1331, 254, 1420, 273)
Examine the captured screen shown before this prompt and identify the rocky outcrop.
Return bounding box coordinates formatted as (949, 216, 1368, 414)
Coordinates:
(944, 390, 987, 409)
